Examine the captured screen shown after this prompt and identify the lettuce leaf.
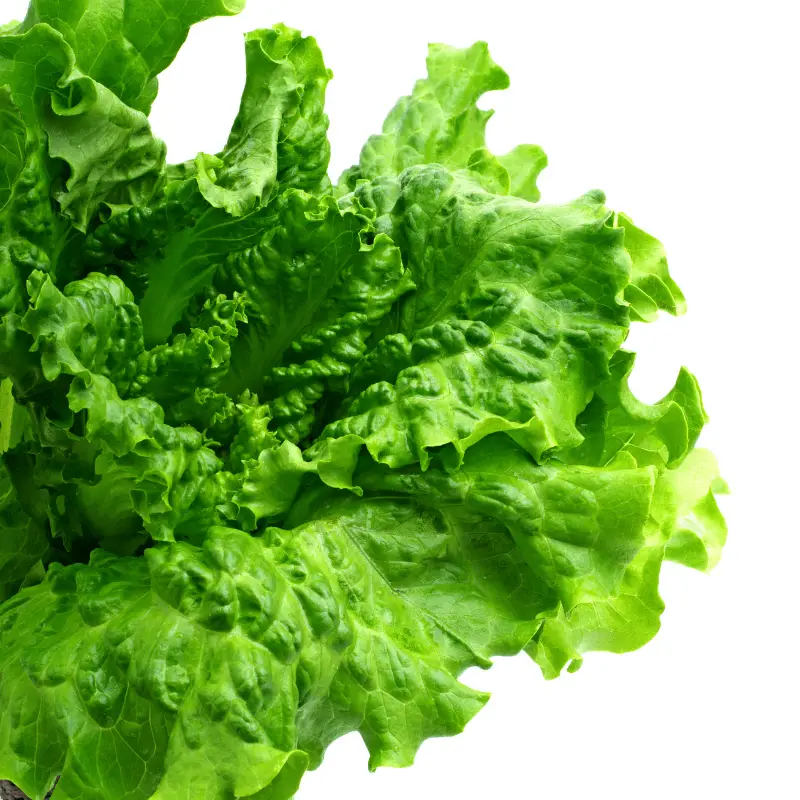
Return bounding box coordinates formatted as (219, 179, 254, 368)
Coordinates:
(338, 41, 547, 201)
(527, 449, 727, 678)
(0, 24, 166, 231)
(0, 526, 487, 799)
(196, 25, 332, 216)
(21, 0, 246, 114)
(310, 170, 629, 474)
(526, 351, 725, 677)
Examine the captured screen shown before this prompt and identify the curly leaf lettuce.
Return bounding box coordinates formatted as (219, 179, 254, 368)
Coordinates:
(0, 2, 726, 799)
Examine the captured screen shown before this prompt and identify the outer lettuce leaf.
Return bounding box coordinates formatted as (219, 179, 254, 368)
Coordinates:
(619, 212, 687, 321)
(339, 42, 547, 201)
(196, 25, 332, 216)
(0, 24, 166, 231)
(0, 525, 489, 799)
(21, 0, 246, 113)
(291, 490, 544, 664)
(527, 448, 727, 678)
(525, 352, 723, 678)
(349, 434, 655, 611)
(311, 168, 630, 474)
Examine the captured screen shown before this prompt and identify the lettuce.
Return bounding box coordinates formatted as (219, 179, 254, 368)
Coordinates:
(0, 2, 726, 799)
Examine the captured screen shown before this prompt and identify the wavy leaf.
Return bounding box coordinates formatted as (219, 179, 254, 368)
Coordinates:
(619, 212, 686, 321)
(21, 0, 246, 113)
(218, 190, 413, 441)
(339, 42, 546, 201)
(311, 169, 630, 474)
(527, 448, 727, 678)
(196, 25, 332, 216)
(0, 525, 488, 799)
(0, 24, 165, 231)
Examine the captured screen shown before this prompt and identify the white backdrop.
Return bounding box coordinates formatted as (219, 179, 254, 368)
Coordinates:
(4, 1, 797, 798)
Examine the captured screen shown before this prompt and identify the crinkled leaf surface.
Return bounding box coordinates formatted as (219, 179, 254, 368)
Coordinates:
(21, 0, 246, 113)
(0, 524, 488, 799)
(311, 169, 630, 474)
(218, 190, 413, 441)
(0, 24, 166, 231)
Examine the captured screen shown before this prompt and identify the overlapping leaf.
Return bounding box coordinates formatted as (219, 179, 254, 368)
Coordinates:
(311, 168, 630, 474)
(218, 190, 414, 442)
(21, 0, 246, 113)
(0, 24, 166, 231)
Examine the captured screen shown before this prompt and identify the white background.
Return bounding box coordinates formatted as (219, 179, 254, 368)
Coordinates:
(5, 1, 799, 798)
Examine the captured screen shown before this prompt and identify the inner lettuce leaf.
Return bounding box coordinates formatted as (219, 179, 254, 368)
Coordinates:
(0, 3, 726, 799)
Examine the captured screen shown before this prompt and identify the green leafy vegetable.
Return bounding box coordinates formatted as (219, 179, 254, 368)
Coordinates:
(0, 2, 726, 799)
